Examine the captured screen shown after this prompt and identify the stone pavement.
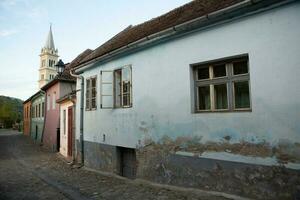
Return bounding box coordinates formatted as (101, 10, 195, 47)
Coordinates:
(0, 129, 247, 200)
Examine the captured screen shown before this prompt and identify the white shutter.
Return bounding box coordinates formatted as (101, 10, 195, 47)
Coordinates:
(100, 70, 114, 109)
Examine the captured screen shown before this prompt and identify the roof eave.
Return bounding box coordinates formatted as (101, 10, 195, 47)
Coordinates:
(74, 0, 295, 74)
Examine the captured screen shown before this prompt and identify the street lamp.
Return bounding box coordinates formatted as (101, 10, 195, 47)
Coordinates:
(55, 59, 65, 74)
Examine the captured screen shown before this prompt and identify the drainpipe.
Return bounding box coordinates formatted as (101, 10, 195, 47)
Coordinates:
(70, 69, 84, 165)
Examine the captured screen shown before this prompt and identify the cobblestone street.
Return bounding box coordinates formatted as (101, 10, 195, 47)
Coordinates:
(0, 129, 244, 200)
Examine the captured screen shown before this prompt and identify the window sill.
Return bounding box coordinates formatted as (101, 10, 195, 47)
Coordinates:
(85, 108, 97, 111)
(194, 108, 252, 113)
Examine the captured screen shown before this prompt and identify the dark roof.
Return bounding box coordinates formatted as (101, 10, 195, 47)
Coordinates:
(41, 49, 92, 90)
(23, 90, 44, 104)
(79, 0, 244, 65)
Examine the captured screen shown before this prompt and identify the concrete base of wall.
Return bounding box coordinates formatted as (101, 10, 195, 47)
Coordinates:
(78, 140, 300, 199)
(82, 140, 119, 174)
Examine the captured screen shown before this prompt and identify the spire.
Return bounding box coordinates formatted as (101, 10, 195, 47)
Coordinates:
(44, 24, 55, 50)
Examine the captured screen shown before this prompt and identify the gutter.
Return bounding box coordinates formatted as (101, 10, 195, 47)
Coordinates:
(73, 0, 294, 74)
(70, 69, 85, 165)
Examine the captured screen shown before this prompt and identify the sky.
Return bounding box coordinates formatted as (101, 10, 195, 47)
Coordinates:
(0, 0, 190, 101)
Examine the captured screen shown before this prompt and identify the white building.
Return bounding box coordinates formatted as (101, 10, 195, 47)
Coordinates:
(72, 0, 300, 198)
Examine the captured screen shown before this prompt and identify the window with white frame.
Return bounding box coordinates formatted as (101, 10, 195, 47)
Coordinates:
(52, 92, 56, 110)
(192, 56, 251, 112)
(100, 65, 132, 109)
(47, 95, 50, 111)
(86, 77, 97, 110)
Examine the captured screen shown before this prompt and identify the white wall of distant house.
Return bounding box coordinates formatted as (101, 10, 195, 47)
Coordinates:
(76, 2, 300, 149)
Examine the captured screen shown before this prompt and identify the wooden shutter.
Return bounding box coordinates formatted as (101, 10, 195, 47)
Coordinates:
(100, 70, 114, 109)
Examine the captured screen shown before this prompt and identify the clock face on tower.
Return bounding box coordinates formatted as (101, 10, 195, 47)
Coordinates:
(38, 25, 59, 89)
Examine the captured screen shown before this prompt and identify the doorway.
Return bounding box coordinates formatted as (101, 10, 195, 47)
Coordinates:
(35, 125, 38, 141)
(67, 107, 73, 157)
(117, 147, 137, 179)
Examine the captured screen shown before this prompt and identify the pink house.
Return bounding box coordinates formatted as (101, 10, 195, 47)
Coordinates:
(41, 49, 92, 152)
(41, 62, 76, 151)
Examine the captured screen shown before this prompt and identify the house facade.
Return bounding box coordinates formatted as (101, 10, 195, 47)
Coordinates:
(30, 91, 45, 143)
(55, 49, 92, 159)
(73, 0, 300, 198)
(57, 92, 76, 159)
(42, 75, 76, 152)
(23, 100, 31, 136)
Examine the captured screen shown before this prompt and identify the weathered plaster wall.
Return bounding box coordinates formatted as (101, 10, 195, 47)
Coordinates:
(75, 3, 300, 198)
(59, 82, 76, 99)
(43, 83, 60, 151)
(136, 144, 300, 199)
(82, 140, 118, 173)
(79, 2, 300, 163)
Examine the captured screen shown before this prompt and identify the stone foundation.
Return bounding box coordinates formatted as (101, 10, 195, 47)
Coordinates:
(136, 140, 300, 200)
(82, 141, 118, 174)
(79, 140, 300, 199)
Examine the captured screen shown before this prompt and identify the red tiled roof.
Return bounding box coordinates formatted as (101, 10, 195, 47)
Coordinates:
(59, 48, 93, 81)
(80, 0, 244, 65)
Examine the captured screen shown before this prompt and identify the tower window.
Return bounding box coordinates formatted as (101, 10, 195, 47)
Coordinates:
(42, 60, 45, 67)
(41, 74, 44, 80)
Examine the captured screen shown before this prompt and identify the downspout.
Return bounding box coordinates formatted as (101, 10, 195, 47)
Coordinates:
(70, 69, 84, 165)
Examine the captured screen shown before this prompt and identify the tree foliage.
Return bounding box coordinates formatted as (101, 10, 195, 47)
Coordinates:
(0, 95, 23, 128)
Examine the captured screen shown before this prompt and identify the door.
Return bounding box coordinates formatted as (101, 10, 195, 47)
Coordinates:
(119, 147, 136, 179)
(67, 107, 73, 157)
(35, 125, 38, 140)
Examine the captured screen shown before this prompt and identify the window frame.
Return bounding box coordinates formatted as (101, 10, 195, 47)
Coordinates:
(52, 92, 56, 110)
(192, 55, 251, 113)
(119, 65, 132, 108)
(86, 76, 97, 111)
(100, 65, 132, 109)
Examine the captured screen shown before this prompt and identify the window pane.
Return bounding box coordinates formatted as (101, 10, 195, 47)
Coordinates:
(123, 82, 130, 93)
(91, 98, 96, 108)
(122, 94, 130, 107)
(86, 99, 90, 109)
(92, 88, 96, 98)
(86, 79, 90, 88)
(233, 60, 248, 75)
(92, 78, 96, 87)
(122, 66, 131, 82)
(213, 64, 226, 78)
(197, 67, 209, 80)
(214, 84, 228, 109)
(234, 81, 250, 109)
(198, 86, 210, 110)
(114, 70, 122, 107)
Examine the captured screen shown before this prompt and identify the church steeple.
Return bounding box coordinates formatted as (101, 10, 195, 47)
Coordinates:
(44, 25, 55, 50)
(38, 25, 59, 89)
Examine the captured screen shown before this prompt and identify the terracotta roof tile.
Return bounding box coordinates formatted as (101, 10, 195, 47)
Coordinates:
(80, 0, 244, 65)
